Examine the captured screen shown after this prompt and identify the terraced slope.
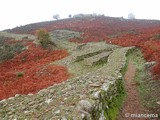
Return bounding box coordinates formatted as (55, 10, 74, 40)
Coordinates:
(54, 40, 120, 77)
(0, 31, 36, 40)
(0, 41, 134, 119)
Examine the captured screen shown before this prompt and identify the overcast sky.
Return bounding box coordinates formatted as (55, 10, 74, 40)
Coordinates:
(0, 0, 160, 31)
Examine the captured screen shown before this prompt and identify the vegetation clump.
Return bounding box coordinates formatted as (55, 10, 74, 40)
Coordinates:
(152, 33, 160, 40)
(0, 36, 25, 62)
(16, 72, 24, 77)
(36, 28, 56, 48)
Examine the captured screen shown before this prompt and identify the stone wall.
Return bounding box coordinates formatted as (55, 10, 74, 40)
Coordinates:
(0, 46, 134, 120)
(84, 51, 112, 66)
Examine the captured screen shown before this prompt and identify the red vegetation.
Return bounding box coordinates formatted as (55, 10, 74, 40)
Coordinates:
(64, 18, 160, 80)
(105, 27, 160, 79)
(0, 41, 69, 99)
(5, 17, 160, 84)
(57, 18, 160, 80)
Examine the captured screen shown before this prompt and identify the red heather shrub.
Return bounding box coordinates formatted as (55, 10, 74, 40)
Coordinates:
(0, 42, 69, 99)
(0, 65, 69, 99)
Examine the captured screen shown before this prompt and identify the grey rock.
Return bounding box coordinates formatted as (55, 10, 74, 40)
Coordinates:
(54, 110, 60, 114)
(101, 83, 110, 91)
(15, 94, 20, 97)
(78, 100, 94, 113)
(92, 91, 101, 99)
(45, 98, 52, 104)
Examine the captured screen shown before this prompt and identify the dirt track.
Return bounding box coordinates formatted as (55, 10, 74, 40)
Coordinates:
(118, 61, 146, 120)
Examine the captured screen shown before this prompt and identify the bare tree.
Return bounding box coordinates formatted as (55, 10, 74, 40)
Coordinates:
(53, 14, 60, 20)
(68, 14, 72, 18)
(128, 13, 135, 19)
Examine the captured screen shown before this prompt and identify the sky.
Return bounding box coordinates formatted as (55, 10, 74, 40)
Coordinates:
(0, 0, 160, 31)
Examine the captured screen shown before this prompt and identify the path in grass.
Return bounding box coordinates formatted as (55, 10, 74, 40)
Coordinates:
(118, 60, 146, 120)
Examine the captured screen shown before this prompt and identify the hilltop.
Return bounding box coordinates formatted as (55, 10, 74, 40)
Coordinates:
(5, 16, 160, 34)
(0, 16, 160, 119)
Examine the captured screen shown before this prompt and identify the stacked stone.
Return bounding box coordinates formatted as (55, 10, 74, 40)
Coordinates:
(0, 47, 134, 120)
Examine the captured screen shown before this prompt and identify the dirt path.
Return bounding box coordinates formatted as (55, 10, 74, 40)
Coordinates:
(118, 60, 146, 120)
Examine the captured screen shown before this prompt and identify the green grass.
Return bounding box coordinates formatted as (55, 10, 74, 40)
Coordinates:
(106, 80, 126, 120)
(134, 67, 160, 118)
(106, 93, 126, 120)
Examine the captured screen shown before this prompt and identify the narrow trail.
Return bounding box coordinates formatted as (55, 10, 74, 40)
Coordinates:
(118, 60, 146, 120)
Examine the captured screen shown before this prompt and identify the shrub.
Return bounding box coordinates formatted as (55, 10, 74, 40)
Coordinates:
(22, 36, 28, 40)
(36, 28, 55, 48)
(0, 39, 25, 62)
(152, 34, 160, 40)
(16, 72, 24, 77)
(0, 36, 6, 44)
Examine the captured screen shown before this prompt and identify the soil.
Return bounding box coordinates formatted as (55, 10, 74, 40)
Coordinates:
(118, 60, 147, 120)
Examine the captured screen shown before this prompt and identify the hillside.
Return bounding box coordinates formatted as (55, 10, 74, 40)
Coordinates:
(0, 16, 160, 119)
(4, 16, 160, 79)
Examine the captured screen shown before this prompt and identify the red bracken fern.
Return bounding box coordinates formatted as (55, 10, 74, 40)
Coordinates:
(0, 41, 69, 99)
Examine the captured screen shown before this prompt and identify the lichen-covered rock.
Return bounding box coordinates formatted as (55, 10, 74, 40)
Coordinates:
(77, 99, 95, 114)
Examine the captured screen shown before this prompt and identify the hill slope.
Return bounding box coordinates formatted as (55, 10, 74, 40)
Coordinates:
(0, 16, 160, 119)
(5, 16, 160, 79)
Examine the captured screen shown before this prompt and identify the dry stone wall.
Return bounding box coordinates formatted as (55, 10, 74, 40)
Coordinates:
(84, 51, 112, 66)
(0, 46, 134, 120)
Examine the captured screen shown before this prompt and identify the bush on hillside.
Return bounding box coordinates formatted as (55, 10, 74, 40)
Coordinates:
(152, 34, 160, 40)
(36, 28, 56, 48)
(0, 43, 24, 61)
